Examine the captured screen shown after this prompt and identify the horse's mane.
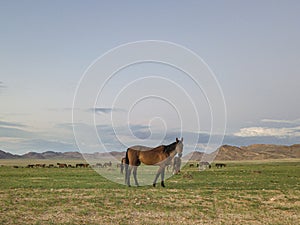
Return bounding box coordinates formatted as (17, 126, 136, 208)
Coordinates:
(163, 142, 177, 154)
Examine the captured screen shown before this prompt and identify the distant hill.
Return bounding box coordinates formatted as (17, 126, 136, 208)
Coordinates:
(0, 150, 21, 159)
(214, 144, 300, 161)
(0, 149, 125, 160)
(183, 144, 300, 161)
(83, 151, 125, 160)
(1, 144, 299, 161)
(182, 151, 204, 161)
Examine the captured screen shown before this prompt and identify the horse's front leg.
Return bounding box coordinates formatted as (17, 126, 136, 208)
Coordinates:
(153, 166, 163, 187)
(160, 167, 166, 187)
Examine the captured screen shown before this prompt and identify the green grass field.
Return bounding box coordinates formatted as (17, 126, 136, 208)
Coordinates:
(0, 159, 299, 224)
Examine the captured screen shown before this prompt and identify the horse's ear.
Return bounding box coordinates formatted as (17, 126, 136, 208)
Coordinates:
(176, 138, 179, 143)
(181, 137, 183, 142)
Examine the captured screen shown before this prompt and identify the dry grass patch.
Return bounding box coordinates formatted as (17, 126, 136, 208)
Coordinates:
(0, 160, 299, 224)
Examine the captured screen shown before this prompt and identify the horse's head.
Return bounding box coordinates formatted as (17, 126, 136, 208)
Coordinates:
(175, 137, 183, 157)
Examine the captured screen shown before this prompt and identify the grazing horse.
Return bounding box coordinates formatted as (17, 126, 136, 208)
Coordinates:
(76, 163, 84, 168)
(215, 163, 226, 168)
(199, 161, 211, 170)
(57, 163, 67, 168)
(103, 161, 112, 168)
(96, 163, 103, 168)
(125, 137, 184, 187)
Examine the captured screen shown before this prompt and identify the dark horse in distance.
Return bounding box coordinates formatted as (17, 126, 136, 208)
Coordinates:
(125, 138, 183, 187)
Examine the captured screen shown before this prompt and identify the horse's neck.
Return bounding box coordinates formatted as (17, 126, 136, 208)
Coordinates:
(169, 150, 177, 158)
(163, 150, 177, 166)
(164, 142, 177, 153)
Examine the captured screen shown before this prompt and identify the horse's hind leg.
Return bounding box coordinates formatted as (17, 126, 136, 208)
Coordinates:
(126, 165, 132, 187)
(132, 166, 139, 186)
(124, 164, 128, 185)
(120, 164, 124, 174)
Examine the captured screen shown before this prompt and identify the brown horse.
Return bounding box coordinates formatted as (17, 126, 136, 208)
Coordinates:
(125, 137, 183, 187)
(57, 163, 67, 168)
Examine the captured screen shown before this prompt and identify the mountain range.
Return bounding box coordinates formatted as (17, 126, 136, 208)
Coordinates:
(183, 144, 300, 161)
(0, 150, 125, 160)
(0, 144, 300, 161)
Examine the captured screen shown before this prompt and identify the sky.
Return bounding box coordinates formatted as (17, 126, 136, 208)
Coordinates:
(0, 1, 300, 154)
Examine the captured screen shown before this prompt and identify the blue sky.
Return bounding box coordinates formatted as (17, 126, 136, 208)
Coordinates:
(0, 1, 300, 154)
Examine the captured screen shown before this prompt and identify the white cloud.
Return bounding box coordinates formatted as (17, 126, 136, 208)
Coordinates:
(90, 107, 126, 114)
(261, 118, 300, 125)
(234, 126, 300, 138)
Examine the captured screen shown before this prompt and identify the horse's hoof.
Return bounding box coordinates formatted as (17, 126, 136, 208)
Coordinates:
(161, 181, 165, 188)
(153, 183, 156, 187)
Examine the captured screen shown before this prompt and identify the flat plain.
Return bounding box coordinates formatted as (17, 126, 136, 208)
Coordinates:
(0, 159, 299, 224)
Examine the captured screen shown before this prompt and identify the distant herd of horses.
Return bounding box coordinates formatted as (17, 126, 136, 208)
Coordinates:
(11, 138, 227, 187)
(20, 162, 113, 169)
(18, 160, 225, 170)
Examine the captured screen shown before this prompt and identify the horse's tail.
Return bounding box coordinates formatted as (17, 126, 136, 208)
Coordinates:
(124, 149, 129, 184)
(120, 157, 125, 174)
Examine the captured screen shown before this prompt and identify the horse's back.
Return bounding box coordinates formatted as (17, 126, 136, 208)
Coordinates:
(128, 145, 154, 151)
(128, 145, 167, 166)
